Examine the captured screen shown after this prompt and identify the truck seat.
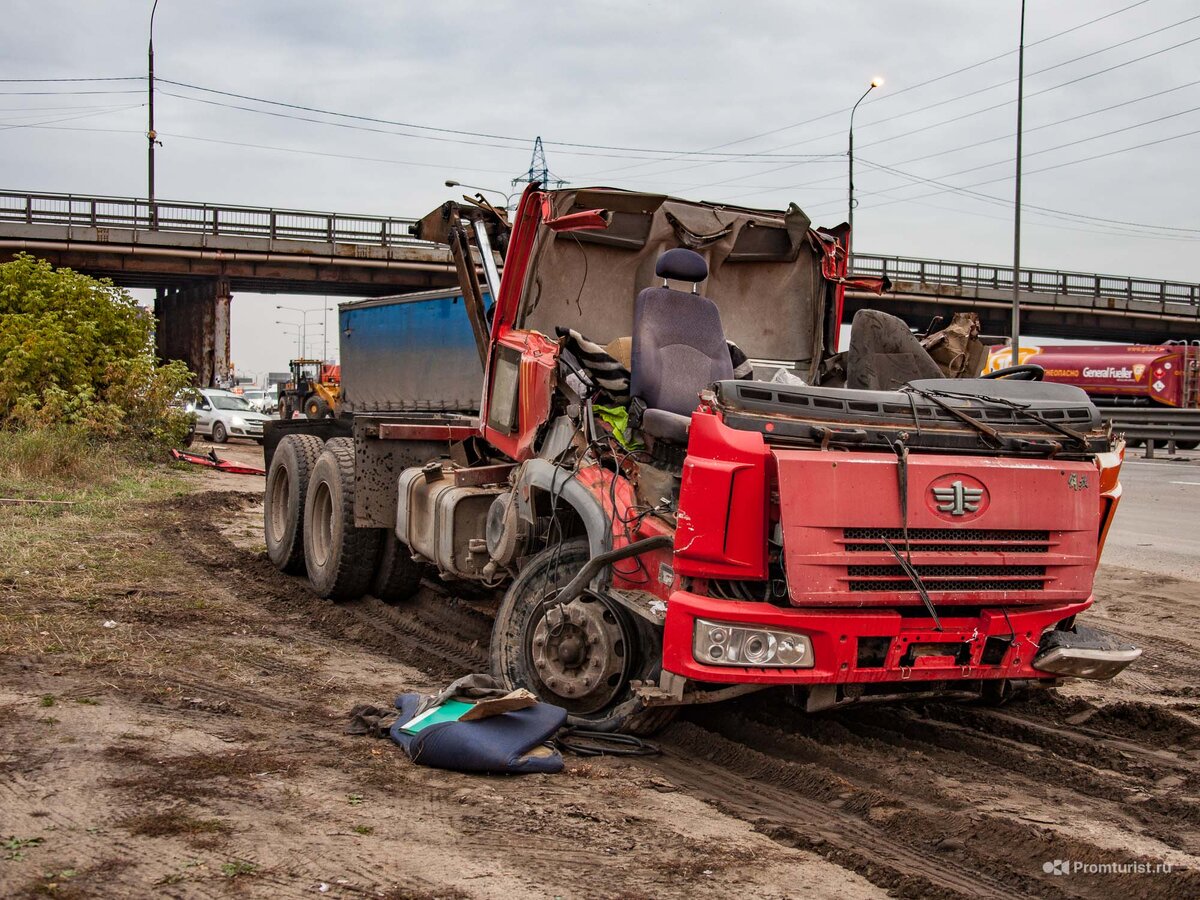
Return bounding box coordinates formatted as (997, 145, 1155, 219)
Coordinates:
(847, 309, 942, 391)
(631, 248, 733, 443)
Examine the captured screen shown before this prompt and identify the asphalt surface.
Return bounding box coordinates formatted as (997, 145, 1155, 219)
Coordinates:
(1103, 449, 1200, 580)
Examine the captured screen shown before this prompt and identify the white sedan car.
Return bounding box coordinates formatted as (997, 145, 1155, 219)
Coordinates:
(192, 389, 273, 443)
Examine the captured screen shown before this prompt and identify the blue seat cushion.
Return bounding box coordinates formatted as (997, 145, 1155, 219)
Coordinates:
(389, 693, 567, 775)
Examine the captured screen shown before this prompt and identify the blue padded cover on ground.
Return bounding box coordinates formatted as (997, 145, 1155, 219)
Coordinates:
(389, 693, 567, 775)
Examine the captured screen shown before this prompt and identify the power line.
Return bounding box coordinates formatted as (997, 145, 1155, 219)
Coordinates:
(0, 76, 142, 83)
(0, 104, 143, 132)
(688, 32, 1200, 199)
(158, 78, 843, 161)
(0, 89, 144, 96)
(647, 12, 1200, 193)
(860, 103, 1200, 190)
(800, 127, 1200, 224)
(879, 79, 1200, 169)
(857, 158, 1200, 235)
(574, 0, 1157, 180)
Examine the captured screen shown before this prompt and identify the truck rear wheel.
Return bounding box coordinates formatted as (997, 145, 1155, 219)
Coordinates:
(371, 530, 424, 604)
(304, 437, 382, 601)
(490, 539, 677, 735)
(305, 395, 331, 419)
(264, 434, 324, 574)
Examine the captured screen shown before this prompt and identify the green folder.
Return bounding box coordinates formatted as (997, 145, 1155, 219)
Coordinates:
(399, 699, 474, 735)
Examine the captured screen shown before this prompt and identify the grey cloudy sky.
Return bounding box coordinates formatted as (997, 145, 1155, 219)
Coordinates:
(4, 0, 1198, 376)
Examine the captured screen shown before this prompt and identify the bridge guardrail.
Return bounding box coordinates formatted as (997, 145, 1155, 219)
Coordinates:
(0, 190, 423, 248)
(851, 254, 1200, 310)
(1100, 408, 1200, 455)
(2, 190, 1197, 309)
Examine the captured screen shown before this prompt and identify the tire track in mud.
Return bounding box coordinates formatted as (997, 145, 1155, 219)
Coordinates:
(178, 493, 1197, 896)
(173, 492, 490, 680)
(734, 701, 1200, 856)
(657, 719, 1198, 900)
(656, 722, 1044, 900)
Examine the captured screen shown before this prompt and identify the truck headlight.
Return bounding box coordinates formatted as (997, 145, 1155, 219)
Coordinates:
(694, 619, 814, 668)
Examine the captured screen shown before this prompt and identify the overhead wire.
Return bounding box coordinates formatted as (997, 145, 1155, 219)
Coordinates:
(157, 78, 843, 162)
(679, 25, 1200, 196)
(573, 0, 1158, 180)
(0, 104, 144, 132)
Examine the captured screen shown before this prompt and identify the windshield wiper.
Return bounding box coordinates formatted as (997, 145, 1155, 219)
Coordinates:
(881, 537, 942, 631)
(903, 385, 1004, 449)
(920, 387, 1091, 450)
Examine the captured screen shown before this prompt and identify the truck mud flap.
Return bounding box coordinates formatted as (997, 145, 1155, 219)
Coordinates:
(1031, 623, 1141, 680)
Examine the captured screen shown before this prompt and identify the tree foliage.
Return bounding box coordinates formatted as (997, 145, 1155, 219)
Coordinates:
(0, 253, 193, 444)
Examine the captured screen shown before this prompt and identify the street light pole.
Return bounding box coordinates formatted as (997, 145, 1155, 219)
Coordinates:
(445, 179, 519, 211)
(276, 322, 302, 359)
(848, 77, 883, 270)
(147, 0, 161, 228)
(1011, 0, 1027, 367)
(276, 305, 325, 359)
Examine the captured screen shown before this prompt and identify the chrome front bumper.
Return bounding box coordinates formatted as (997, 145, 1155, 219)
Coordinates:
(1032, 624, 1141, 680)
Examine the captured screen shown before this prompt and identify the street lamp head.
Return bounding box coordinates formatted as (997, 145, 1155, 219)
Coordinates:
(445, 180, 460, 188)
(871, 76, 885, 88)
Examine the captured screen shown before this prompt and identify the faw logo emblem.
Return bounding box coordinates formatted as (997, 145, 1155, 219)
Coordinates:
(932, 481, 983, 516)
(927, 475, 989, 520)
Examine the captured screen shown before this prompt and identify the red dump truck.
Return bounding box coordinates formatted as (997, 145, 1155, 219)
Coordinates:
(262, 186, 1139, 733)
(987, 343, 1200, 408)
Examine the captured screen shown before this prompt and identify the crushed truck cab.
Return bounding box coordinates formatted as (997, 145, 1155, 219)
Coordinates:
(265, 184, 1139, 733)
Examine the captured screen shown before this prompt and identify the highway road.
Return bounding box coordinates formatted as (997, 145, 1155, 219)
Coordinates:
(1102, 451, 1200, 580)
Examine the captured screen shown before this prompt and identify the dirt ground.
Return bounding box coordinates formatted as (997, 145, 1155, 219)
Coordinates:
(2, 439, 1197, 899)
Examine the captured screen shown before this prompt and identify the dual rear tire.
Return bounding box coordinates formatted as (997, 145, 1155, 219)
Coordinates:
(264, 434, 423, 603)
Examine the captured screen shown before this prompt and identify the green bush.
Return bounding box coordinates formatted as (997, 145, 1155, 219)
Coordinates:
(0, 253, 192, 445)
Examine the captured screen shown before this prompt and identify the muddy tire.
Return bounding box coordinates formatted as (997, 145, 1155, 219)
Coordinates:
(305, 395, 330, 419)
(211, 421, 228, 443)
(371, 530, 424, 604)
(264, 434, 325, 574)
(304, 437, 381, 601)
(491, 539, 677, 735)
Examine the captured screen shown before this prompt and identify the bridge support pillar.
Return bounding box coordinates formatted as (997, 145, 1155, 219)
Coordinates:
(154, 278, 233, 388)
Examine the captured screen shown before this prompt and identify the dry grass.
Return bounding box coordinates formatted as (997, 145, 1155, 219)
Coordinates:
(119, 806, 234, 847)
(0, 435, 202, 670)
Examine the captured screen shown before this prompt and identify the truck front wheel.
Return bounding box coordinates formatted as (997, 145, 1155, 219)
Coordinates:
(264, 434, 324, 574)
(303, 438, 382, 601)
(490, 539, 677, 735)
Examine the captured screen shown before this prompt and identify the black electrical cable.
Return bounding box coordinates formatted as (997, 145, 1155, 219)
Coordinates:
(554, 727, 661, 757)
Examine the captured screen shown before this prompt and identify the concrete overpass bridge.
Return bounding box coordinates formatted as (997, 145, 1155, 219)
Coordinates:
(1, 189, 1197, 384)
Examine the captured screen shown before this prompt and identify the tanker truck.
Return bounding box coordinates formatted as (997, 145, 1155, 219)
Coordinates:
(986, 343, 1199, 408)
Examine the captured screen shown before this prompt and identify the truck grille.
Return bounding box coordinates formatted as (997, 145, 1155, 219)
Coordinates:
(847, 563, 1046, 592)
(843, 527, 1051, 553)
(843, 529, 1051, 593)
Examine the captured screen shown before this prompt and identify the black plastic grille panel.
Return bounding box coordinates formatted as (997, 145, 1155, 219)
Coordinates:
(844, 527, 1050, 553)
(848, 562, 1046, 592)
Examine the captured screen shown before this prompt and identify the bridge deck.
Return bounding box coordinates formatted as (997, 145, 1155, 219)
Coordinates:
(1, 189, 1197, 338)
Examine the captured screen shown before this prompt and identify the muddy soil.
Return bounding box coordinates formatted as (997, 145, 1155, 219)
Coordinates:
(2, 441, 1197, 898)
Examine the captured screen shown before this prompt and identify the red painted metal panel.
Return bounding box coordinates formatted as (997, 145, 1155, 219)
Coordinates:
(661, 589, 1091, 685)
(674, 411, 770, 580)
(482, 327, 559, 462)
(772, 449, 1100, 606)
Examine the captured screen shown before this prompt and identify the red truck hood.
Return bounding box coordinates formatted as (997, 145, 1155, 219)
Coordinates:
(773, 449, 1100, 607)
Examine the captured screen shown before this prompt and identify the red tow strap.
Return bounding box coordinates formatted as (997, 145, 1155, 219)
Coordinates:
(170, 448, 266, 476)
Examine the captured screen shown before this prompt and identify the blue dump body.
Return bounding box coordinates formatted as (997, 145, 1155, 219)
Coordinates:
(338, 288, 488, 414)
